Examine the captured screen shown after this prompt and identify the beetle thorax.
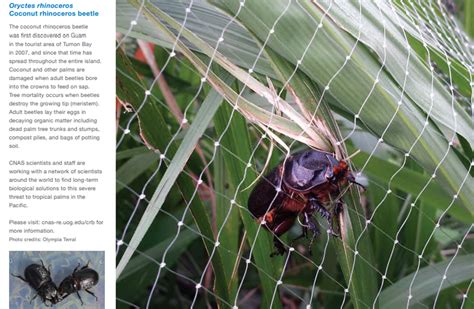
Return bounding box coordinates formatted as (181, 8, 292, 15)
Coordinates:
(291, 165, 315, 187)
(283, 155, 329, 191)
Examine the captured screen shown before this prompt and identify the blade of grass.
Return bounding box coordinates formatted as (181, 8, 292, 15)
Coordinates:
(466, 0, 474, 37)
(349, 149, 473, 223)
(117, 146, 150, 160)
(379, 254, 474, 308)
(116, 0, 277, 78)
(403, 199, 438, 268)
(127, 0, 332, 151)
(116, 49, 233, 304)
(138, 40, 217, 213)
(214, 97, 284, 309)
(116, 152, 158, 192)
(118, 228, 198, 282)
(402, 160, 438, 268)
(367, 184, 400, 275)
(209, 0, 474, 214)
(313, 0, 472, 141)
(213, 150, 240, 301)
(406, 35, 472, 98)
(464, 280, 474, 309)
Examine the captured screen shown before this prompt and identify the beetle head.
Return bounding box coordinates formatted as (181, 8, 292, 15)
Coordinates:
(327, 160, 348, 183)
(331, 161, 365, 190)
(41, 282, 62, 304)
(58, 276, 76, 297)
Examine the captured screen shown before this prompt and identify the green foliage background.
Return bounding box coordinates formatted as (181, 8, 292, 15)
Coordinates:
(116, 1, 474, 308)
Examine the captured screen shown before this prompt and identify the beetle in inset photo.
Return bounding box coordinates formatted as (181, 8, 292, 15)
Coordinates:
(11, 260, 62, 306)
(248, 149, 364, 256)
(58, 261, 100, 305)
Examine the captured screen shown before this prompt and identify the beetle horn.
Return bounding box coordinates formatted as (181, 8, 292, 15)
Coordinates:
(347, 173, 366, 191)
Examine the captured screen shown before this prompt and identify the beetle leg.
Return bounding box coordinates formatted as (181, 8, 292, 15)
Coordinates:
(308, 196, 338, 236)
(303, 212, 320, 255)
(29, 292, 39, 303)
(270, 215, 295, 256)
(73, 262, 81, 274)
(76, 291, 84, 306)
(82, 260, 91, 270)
(309, 196, 331, 220)
(304, 212, 320, 236)
(330, 201, 344, 237)
(85, 289, 98, 301)
(292, 212, 320, 254)
(11, 274, 27, 282)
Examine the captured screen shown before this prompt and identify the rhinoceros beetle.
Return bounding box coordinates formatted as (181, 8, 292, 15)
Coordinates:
(248, 149, 364, 256)
(11, 260, 62, 306)
(58, 262, 99, 305)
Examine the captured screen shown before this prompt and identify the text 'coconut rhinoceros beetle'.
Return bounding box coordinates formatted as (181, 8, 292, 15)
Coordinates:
(58, 262, 99, 305)
(11, 260, 62, 306)
(248, 149, 364, 256)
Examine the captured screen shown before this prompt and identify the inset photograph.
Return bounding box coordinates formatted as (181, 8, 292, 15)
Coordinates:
(10, 251, 104, 308)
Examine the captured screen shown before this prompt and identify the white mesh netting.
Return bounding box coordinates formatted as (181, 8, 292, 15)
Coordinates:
(115, 0, 473, 308)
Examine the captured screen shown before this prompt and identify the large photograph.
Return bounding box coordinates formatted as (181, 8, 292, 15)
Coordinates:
(116, 1, 474, 308)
